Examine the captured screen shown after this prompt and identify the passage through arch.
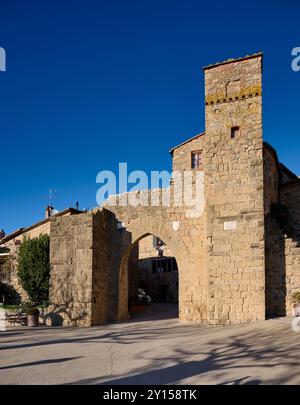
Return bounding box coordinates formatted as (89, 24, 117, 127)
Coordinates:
(116, 215, 191, 322)
(117, 232, 180, 321)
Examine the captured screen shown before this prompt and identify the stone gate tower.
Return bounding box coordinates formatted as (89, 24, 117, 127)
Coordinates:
(44, 53, 287, 328)
(4, 52, 300, 328)
(204, 54, 265, 324)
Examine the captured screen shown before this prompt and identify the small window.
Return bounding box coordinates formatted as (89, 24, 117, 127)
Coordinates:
(226, 80, 241, 96)
(191, 151, 202, 169)
(231, 126, 240, 139)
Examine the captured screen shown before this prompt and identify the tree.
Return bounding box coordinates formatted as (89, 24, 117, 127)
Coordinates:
(17, 235, 51, 305)
(0, 253, 14, 283)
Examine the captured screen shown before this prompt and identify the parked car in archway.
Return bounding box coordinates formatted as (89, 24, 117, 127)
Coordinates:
(137, 288, 151, 305)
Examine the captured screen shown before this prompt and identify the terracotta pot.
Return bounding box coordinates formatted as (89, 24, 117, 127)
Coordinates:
(294, 303, 300, 317)
(27, 315, 39, 327)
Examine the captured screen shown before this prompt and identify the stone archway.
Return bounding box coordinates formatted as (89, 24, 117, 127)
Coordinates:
(116, 217, 191, 321)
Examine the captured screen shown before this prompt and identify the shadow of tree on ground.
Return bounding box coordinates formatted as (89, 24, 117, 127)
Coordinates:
(67, 322, 300, 385)
(0, 356, 81, 371)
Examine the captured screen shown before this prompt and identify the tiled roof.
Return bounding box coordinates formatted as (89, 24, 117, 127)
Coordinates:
(203, 52, 263, 70)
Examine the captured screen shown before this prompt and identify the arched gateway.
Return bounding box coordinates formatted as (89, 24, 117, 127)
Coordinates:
(48, 53, 293, 328)
(114, 216, 191, 321)
(49, 202, 207, 327)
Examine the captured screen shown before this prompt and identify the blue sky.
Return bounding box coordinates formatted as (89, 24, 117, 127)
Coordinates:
(0, 0, 299, 234)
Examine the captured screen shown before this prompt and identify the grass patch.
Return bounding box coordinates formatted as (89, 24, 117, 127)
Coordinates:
(0, 303, 48, 310)
(0, 304, 23, 310)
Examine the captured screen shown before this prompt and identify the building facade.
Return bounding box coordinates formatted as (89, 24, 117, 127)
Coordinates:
(138, 235, 178, 304)
(0, 208, 82, 301)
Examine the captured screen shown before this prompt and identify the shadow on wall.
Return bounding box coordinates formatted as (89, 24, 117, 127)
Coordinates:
(47, 209, 134, 327)
(93, 209, 134, 324)
(0, 282, 21, 305)
(38, 304, 90, 327)
(47, 208, 188, 327)
(265, 214, 286, 318)
(46, 312, 64, 326)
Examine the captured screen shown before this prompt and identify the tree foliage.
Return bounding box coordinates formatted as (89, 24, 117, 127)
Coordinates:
(0, 254, 14, 283)
(17, 235, 50, 305)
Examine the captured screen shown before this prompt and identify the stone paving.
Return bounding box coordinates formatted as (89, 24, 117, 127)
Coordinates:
(0, 304, 299, 385)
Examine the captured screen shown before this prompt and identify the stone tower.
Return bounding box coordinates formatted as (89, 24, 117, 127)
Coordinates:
(204, 54, 265, 324)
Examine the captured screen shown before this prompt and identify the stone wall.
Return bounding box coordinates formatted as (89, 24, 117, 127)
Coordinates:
(42, 53, 300, 327)
(263, 145, 282, 316)
(262, 144, 300, 318)
(265, 215, 286, 316)
(49, 208, 134, 326)
(280, 181, 300, 315)
(281, 181, 300, 234)
(49, 212, 94, 326)
(172, 135, 204, 172)
(204, 54, 266, 324)
(263, 145, 279, 215)
(92, 209, 132, 323)
(284, 236, 300, 315)
(47, 55, 272, 327)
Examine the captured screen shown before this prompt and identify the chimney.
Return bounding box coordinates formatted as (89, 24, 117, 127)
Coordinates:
(45, 205, 54, 219)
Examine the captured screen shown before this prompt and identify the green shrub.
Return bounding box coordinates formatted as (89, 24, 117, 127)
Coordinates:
(17, 235, 50, 305)
(0, 255, 14, 283)
(1, 304, 22, 310)
(25, 307, 40, 316)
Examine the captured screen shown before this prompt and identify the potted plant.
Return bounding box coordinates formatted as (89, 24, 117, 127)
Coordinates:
(26, 307, 40, 327)
(290, 292, 300, 317)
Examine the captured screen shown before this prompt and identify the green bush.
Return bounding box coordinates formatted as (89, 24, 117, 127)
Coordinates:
(17, 235, 50, 305)
(1, 304, 22, 310)
(0, 254, 14, 283)
(25, 307, 40, 316)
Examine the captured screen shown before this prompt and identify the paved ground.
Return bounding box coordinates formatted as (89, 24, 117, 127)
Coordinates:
(1, 304, 300, 385)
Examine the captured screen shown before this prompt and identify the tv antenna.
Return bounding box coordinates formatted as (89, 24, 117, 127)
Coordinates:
(48, 188, 56, 206)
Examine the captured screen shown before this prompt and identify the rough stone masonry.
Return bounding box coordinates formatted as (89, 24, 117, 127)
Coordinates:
(9, 53, 300, 327)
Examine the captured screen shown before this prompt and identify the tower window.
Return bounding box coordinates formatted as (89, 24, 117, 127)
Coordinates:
(226, 80, 241, 96)
(231, 126, 240, 139)
(191, 151, 202, 169)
